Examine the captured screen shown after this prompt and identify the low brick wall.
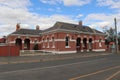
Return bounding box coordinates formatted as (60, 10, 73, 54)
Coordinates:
(0, 46, 20, 56)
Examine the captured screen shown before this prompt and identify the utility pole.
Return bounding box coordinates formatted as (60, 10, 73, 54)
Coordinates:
(114, 18, 118, 54)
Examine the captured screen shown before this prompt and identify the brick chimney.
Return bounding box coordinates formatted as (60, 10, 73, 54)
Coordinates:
(79, 21, 82, 26)
(16, 23, 20, 31)
(36, 25, 40, 30)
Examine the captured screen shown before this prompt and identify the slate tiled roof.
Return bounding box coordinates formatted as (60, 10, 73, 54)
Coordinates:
(11, 29, 42, 35)
(43, 22, 104, 34)
(10, 21, 104, 36)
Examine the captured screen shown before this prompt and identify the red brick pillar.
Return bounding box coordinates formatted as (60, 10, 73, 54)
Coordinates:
(92, 40, 96, 51)
(91, 40, 94, 51)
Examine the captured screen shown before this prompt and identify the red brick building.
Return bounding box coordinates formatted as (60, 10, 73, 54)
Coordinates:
(7, 21, 106, 54)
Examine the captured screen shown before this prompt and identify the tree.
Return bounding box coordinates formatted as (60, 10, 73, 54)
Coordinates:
(104, 28, 115, 45)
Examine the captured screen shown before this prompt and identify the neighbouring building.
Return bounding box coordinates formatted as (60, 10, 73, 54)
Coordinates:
(6, 21, 107, 54)
(0, 37, 6, 46)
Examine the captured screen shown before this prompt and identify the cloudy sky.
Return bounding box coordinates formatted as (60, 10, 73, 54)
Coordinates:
(0, 0, 120, 38)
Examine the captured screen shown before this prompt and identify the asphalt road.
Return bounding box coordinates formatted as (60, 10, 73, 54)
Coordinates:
(0, 54, 119, 80)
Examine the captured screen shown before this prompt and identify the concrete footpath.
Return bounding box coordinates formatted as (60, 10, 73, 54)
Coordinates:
(0, 52, 112, 65)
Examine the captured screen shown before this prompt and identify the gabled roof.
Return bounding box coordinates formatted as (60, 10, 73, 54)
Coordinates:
(43, 22, 104, 34)
(11, 29, 42, 35)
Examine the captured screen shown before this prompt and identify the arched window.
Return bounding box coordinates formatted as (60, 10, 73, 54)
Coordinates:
(24, 39, 30, 50)
(76, 38, 81, 47)
(47, 38, 49, 48)
(33, 40, 39, 50)
(52, 37, 55, 48)
(15, 38, 22, 50)
(65, 36, 69, 47)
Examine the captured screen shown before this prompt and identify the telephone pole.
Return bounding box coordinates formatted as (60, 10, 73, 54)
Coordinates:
(114, 18, 118, 54)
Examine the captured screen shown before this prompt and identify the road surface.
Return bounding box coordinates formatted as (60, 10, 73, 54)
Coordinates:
(0, 54, 119, 80)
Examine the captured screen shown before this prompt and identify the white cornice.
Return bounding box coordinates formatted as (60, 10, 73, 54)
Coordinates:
(9, 34, 40, 37)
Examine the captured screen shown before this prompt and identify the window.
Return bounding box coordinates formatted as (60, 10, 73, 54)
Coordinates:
(47, 38, 49, 48)
(65, 36, 69, 47)
(52, 37, 55, 48)
(76, 38, 81, 46)
(33, 40, 39, 50)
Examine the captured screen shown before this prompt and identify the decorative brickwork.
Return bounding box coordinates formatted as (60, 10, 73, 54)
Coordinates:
(7, 21, 107, 54)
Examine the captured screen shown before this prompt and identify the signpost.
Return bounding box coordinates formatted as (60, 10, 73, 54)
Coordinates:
(114, 18, 118, 54)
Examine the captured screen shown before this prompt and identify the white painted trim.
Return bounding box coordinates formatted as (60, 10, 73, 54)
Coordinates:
(93, 49, 106, 52)
(81, 41, 83, 43)
(87, 50, 89, 52)
(52, 46, 55, 48)
(81, 50, 83, 52)
(55, 39, 65, 41)
(28, 50, 77, 54)
(102, 40, 105, 42)
(55, 51, 77, 54)
(70, 39, 76, 42)
(65, 46, 71, 48)
(10, 34, 40, 37)
(92, 41, 94, 43)
(22, 41, 24, 43)
(94, 40, 99, 42)
(9, 41, 15, 43)
(87, 41, 89, 43)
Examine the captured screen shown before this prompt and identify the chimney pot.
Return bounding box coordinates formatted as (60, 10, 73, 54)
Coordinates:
(16, 23, 20, 31)
(79, 21, 82, 26)
(36, 25, 40, 30)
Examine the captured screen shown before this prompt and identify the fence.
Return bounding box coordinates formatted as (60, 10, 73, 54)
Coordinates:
(0, 46, 20, 56)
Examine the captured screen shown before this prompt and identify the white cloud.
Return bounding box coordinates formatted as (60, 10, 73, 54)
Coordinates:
(84, 13, 120, 32)
(1, 0, 120, 38)
(40, 0, 91, 6)
(97, 0, 120, 9)
(0, 0, 31, 9)
(0, 0, 77, 38)
(47, 7, 62, 12)
(76, 14, 83, 18)
(63, 0, 91, 6)
(37, 15, 77, 30)
(40, 0, 62, 5)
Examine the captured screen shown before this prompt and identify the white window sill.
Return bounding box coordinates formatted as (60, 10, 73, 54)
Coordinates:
(65, 46, 71, 48)
(52, 46, 55, 48)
